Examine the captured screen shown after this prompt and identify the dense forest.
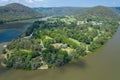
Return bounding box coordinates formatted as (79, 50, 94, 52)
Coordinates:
(2, 15, 119, 70)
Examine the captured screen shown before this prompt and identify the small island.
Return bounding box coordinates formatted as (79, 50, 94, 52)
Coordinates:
(1, 15, 119, 70)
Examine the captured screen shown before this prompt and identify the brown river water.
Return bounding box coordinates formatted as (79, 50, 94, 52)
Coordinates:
(0, 23, 120, 80)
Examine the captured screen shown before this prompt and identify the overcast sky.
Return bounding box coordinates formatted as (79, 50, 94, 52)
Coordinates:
(0, 0, 119, 7)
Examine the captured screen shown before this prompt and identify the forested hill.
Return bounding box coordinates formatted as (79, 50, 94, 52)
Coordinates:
(0, 3, 42, 23)
(77, 6, 119, 19)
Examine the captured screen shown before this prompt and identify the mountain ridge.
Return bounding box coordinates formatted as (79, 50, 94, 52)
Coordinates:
(34, 6, 120, 20)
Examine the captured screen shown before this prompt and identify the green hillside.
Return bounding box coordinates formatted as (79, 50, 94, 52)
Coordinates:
(0, 3, 42, 24)
(78, 6, 119, 19)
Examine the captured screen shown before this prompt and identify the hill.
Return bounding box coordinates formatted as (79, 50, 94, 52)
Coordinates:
(78, 6, 119, 19)
(0, 3, 42, 24)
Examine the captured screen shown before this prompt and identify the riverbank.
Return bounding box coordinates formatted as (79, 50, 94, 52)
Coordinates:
(0, 17, 43, 25)
(0, 26, 120, 80)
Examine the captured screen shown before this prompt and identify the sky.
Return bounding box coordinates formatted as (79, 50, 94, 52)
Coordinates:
(0, 0, 120, 7)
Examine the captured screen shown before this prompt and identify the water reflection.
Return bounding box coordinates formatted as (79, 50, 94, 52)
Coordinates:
(65, 60, 87, 69)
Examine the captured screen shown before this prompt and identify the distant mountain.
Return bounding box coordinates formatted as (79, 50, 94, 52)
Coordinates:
(34, 6, 119, 20)
(111, 7, 120, 16)
(0, 3, 42, 22)
(34, 7, 86, 16)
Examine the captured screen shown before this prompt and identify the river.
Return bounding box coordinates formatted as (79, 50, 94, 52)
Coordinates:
(0, 22, 120, 80)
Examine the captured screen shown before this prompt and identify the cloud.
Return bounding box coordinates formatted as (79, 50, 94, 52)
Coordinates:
(26, 0, 44, 3)
(0, 0, 8, 2)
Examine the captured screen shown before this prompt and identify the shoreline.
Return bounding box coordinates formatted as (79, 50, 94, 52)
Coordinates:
(0, 30, 118, 70)
(0, 17, 43, 25)
(0, 42, 9, 59)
